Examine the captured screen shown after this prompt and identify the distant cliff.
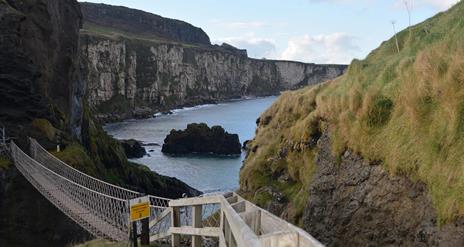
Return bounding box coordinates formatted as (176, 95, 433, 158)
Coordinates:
(80, 2, 211, 45)
(79, 2, 347, 122)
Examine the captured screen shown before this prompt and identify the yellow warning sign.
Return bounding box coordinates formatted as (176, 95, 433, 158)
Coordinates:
(129, 196, 150, 222)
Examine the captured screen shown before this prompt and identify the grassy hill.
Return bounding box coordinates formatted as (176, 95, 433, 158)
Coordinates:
(240, 1, 464, 224)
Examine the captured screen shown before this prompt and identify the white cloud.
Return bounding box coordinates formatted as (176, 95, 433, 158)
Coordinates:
(394, 0, 457, 11)
(415, 0, 459, 10)
(281, 33, 360, 64)
(215, 35, 278, 59)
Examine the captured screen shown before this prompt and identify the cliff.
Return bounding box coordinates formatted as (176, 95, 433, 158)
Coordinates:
(80, 2, 211, 45)
(79, 2, 347, 122)
(240, 2, 464, 246)
(0, 0, 199, 246)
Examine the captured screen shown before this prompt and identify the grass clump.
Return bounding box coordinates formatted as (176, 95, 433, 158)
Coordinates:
(52, 143, 97, 177)
(32, 118, 60, 141)
(241, 1, 464, 224)
(0, 156, 11, 170)
(365, 95, 394, 127)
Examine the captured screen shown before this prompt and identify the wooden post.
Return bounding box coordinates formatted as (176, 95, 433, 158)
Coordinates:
(220, 209, 224, 231)
(171, 207, 180, 247)
(251, 210, 261, 235)
(141, 218, 149, 246)
(192, 205, 202, 247)
(224, 216, 231, 246)
(132, 221, 138, 247)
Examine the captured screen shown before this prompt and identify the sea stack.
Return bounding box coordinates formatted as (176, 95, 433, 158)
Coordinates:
(162, 123, 241, 155)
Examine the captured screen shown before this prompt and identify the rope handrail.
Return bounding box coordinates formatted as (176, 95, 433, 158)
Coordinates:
(30, 138, 171, 202)
(12, 141, 127, 202)
(30, 138, 140, 197)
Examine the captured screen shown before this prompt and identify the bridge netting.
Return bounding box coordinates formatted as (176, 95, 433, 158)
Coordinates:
(11, 139, 172, 242)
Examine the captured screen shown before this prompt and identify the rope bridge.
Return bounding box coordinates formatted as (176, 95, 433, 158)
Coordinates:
(11, 139, 170, 242)
(10, 138, 324, 246)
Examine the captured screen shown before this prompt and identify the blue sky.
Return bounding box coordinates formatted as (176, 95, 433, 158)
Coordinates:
(80, 0, 459, 64)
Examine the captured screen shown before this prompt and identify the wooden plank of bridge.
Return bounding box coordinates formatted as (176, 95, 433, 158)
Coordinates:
(30, 164, 127, 241)
(170, 226, 220, 237)
(169, 195, 221, 207)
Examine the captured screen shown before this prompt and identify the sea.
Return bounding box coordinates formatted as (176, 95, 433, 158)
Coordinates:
(104, 96, 277, 193)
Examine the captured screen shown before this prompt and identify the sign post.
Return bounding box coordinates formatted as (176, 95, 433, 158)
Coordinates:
(129, 196, 151, 246)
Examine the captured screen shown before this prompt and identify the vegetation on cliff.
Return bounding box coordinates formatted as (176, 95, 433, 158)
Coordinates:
(0, 156, 11, 170)
(241, 1, 464, 224)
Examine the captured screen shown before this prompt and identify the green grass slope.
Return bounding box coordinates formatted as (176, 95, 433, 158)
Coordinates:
(241, 2, 464, 224)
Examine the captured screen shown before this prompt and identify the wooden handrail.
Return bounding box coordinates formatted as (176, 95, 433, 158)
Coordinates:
(158, 192, 324, 247)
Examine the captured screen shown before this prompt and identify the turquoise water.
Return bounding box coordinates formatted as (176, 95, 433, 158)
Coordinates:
(104, 96, 277, 193)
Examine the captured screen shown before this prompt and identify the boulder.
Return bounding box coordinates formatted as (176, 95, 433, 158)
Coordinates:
(120, 139, 146, 158)
(132, 107, 153, 119)
(162, 123, 241, 155)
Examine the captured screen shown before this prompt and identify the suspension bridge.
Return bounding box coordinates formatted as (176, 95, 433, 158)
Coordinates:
(8, 137, 323, 247)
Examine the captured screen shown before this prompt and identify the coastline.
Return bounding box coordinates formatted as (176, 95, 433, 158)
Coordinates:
(103, 94, 280, 125)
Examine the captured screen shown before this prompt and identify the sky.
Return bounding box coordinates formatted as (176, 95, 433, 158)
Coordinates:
(79, 0, 460, 64)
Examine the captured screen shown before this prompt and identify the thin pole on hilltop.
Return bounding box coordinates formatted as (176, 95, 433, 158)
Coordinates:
(391, 21, 400, 54)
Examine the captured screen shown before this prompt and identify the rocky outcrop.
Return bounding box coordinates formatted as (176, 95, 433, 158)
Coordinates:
(242, 126, 464, 246)
(0, 1, 89, 245)
(79, 3, 347, 122)
(80, 2, 211, 45)
(0, 0, 83, 138)
(162, 123, 241, 155)
(120, 139, 146, 158)
(302, 130, 464, 246)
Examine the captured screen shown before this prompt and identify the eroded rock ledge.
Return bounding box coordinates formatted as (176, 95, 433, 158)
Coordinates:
(303, 130, 464, 247)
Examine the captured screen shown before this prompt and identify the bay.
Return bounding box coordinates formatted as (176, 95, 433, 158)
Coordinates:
(104, 96, 277, 193)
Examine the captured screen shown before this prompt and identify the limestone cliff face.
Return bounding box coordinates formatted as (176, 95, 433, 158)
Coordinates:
(79, 2, 346, 122)
(80, 35, 346, 121)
